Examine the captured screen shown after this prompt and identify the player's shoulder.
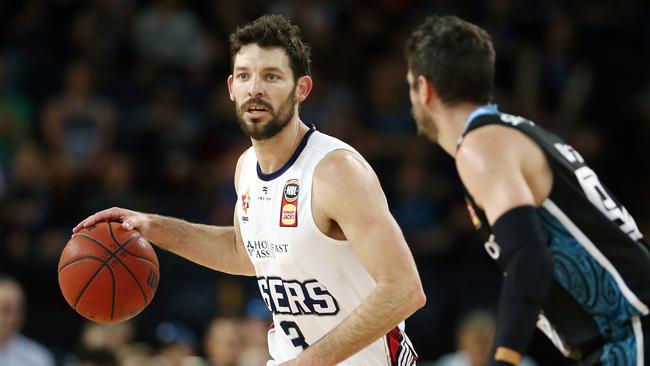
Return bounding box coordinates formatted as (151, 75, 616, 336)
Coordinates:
(462, 112, 542, 157)
(458, 117, 547, 176)
(312, 145, 387, 222)
(306, 130, 377, 197)
(307, 130, 369, 180)
(313, 148, 377, 200)
(234, 146, 255, 192)
(315, 149, 371, 181)
(458, 124, 518, 166)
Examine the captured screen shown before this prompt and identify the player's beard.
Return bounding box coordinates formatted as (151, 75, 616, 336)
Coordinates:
(236, 86, 296, 140)
(411, 102, 438, 142)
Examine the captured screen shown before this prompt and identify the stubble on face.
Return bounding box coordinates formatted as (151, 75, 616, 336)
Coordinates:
(410, 95, 438, 143)
(407, 71, 436, 143)
(235, 85, 296, 140)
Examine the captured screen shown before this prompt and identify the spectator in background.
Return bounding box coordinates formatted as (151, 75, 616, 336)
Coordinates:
(432, 311, 536, 366)
(0, 59, 34, 169)
(393, 157, 441, 241)
(238, 317, 271, 366)
(79, 321, 134, 354)
(68, 0, 134, 82)
(133, 0, 208, 69)
(41, 60, 115, 174)
(204, 318, 243, 366)
(69, 321, 136, 366)
(0, 275, 55, 366)
(154, 321, 202, 366)
(117, 342, 156, 366)
(126, 80, 201, 198)
(1, 141, 50, 234)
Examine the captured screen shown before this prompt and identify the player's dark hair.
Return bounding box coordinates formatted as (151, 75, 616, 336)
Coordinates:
(229, 14, 312, 79)
(406, 15, 495, 105)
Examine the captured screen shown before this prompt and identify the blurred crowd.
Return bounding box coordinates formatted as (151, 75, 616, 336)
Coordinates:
(0, 0, 649, 365)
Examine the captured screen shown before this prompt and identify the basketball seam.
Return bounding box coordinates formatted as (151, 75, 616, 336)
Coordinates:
(105, 222, 159, 269)
(58, 256, 105, 274)
(107, 226, 159, 269)
(107, 223, 151, 303)
(107, 222, 141, 249)
(73, 264, 106, 308)
(126, 255, 160, 269)
(121, 248, 159, 268)
(76, 232, 149, 304)
(105, 262, 116, 322)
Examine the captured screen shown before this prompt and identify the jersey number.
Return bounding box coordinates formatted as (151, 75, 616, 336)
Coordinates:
(280, 321, 309, 350)
(575, 166, 643, 241)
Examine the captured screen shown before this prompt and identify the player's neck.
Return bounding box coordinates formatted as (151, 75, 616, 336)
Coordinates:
(436, 103, 480, 158)
(253, 117, 309, 174)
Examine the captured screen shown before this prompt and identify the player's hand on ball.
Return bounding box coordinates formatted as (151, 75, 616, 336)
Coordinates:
(73, 207, 150, 234)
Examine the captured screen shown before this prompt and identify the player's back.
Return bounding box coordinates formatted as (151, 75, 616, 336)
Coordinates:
(461, 111, 650, 360)
(236, 126, 416, 365)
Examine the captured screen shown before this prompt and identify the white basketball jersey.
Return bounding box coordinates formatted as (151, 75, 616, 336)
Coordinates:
(236, 127, 417, 365)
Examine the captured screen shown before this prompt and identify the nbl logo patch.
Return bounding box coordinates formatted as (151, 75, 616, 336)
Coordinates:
(280, 179, 299, 227)
(284, 180, 299, 201)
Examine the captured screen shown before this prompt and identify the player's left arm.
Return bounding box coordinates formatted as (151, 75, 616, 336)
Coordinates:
(285, 150, 426, 366)
(456, 125, 554, 366)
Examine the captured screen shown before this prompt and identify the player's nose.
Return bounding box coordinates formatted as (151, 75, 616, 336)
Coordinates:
(247, 75, 265, 98)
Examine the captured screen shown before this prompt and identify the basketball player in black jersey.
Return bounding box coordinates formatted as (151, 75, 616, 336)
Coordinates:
(405, 16, 650, 366)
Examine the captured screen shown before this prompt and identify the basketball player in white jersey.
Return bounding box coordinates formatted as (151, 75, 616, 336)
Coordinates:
(74, 15, 425, 365)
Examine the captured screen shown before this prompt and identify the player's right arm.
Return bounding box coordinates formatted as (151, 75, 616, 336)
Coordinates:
(72, 153, 255, 277)
(456, 125, 554, 366)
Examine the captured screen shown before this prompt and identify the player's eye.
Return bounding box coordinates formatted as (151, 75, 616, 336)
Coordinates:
(265, 73, 279, 81)
(237, 73, 249, 81)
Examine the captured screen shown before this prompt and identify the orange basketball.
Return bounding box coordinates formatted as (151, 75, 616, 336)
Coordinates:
(58, 221, 159, 323)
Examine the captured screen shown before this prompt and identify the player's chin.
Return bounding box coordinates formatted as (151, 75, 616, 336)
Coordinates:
(241, 117, 264, 131)
(241, 119, 271, 137)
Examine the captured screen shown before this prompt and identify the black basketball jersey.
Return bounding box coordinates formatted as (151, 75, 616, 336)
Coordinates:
(459, 111, 650, 359)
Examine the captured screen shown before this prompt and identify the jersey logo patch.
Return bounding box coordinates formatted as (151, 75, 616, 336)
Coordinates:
(241, 187, 250, 222)
(280, 179, 299, 227)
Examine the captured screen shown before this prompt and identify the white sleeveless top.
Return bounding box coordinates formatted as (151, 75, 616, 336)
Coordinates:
(236, 127, 417, 365)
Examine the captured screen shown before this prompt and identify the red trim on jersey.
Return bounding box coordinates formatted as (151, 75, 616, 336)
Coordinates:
(385, 327, 417, 366)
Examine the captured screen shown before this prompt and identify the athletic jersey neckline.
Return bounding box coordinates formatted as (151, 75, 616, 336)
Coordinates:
(463, 103, 499, 131)
(457, 103, 499, 149)
(256, 124, 317, 181)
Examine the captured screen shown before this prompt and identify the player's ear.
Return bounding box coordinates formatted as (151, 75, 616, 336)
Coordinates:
(295, 75, 313, 103)
(227, 75, 235, 101)
(417, 75, 434, 104)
